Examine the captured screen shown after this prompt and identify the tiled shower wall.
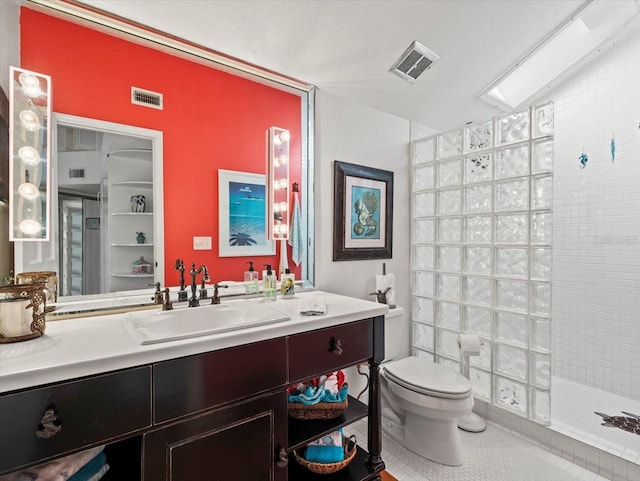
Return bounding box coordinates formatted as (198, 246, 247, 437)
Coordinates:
(549, 23, 640, 401)
(410, 105, 554, 423)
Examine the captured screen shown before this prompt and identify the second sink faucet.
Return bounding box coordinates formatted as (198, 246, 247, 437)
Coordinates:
(189, 263, 209, 307)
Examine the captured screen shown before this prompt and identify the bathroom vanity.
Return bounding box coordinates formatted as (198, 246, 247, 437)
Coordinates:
(0, 291, 387, 481)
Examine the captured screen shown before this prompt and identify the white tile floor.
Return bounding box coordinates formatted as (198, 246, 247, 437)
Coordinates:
(346, 418, 612, 481)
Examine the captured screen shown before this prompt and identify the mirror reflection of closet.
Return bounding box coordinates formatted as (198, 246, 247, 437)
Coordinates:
(14, 114, 164, 297)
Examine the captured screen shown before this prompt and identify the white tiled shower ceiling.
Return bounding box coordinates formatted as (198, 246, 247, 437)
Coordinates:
(411, 104, 554, 423)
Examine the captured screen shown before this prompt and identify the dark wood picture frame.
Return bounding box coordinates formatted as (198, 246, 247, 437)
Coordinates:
(333, 161, 393, 261)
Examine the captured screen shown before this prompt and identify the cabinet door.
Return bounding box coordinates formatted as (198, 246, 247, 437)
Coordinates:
(144, 391, 287, 481)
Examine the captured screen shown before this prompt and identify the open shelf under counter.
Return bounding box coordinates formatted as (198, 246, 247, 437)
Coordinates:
(288, 396, 368, 452)
(288, 447, 383, 481)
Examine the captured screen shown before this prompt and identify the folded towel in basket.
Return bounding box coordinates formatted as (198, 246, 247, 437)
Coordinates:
(68, 452, 108, 481)
(298, 295, 327, 316)
(324, 384, 348, 403)
(305, 430, 344, 463)
(288, 385, 326, 405)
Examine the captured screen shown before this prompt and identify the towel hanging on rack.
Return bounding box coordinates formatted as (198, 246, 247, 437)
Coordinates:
(289, 189, 304, 265)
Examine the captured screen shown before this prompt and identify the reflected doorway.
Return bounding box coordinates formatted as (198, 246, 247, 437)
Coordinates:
(14, 114, 164, 298)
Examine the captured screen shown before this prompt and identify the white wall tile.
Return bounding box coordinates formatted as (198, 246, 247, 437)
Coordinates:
(546, 21, 640, 400)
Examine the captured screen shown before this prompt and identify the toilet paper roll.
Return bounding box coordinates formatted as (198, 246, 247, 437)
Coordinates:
(375, 274, 395, 307)
(457, 334, 481, 356)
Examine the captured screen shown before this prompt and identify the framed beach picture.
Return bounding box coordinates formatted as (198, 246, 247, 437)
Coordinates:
(333, 161, 393, 261)
(218, 169, 275, 257)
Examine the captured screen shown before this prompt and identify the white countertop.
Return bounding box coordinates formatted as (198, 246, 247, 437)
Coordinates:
(0, 291, 388, 394)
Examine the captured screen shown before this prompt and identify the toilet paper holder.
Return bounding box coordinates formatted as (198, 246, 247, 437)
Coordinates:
(456, 333, 487, 433)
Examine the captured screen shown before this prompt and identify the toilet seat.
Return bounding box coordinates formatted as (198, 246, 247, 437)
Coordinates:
(383, 357, 471, 400)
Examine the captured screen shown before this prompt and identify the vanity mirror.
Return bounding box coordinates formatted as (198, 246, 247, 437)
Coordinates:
(11, 2, 315, 315)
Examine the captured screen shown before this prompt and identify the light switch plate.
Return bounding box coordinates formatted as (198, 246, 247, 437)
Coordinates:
(193, 236, 212, 250)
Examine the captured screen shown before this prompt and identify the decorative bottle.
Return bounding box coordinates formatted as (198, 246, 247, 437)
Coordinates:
(280, 268, 295, 298)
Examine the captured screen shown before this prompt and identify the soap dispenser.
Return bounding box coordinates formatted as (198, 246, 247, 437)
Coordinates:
(263, 264, 277, 302)
(244, 261, 259, 294)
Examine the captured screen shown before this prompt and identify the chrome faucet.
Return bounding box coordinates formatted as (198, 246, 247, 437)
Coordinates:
(189, 263, 209, 307)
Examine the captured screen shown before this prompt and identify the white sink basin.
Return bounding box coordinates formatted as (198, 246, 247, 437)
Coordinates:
(123, 301, 290, 345)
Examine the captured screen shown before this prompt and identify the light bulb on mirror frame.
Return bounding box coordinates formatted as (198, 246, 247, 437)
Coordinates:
(18, 182, 40, 200)
(17, 196, 42, 236)
(278, 130, 290, 143)
(17, 169, 40, 200)
(19, 109, 41, 132)
(18, 146, 40, 166)
(278, 202, 288, 212)
(278, 155, 288, 166)
(19, 219, 42, 235)
(18, 72, 42, 98)
(278, 178, 288, 190)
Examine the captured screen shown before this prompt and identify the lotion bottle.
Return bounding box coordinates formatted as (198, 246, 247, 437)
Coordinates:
(280, 268, 295, 298)
(263, 264, 277, 302)
(244, 261, 259, 294)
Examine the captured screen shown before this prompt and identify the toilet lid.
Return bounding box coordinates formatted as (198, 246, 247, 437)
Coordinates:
(383, 357, 471, 399)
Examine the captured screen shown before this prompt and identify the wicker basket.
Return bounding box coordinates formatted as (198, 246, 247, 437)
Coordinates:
(288, 397, 348, 420)
(293, 435, 357, 474)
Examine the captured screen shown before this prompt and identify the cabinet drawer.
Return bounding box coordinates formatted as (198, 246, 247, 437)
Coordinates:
(0, 366, 151, 476)
(154, 337, 287, 423)
(288, 319, 373, 382)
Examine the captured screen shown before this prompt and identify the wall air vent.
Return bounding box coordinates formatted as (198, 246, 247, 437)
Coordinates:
(68, 168, 85, 179)
(391, 41, 440, 84)
(131, 87, 163, 110)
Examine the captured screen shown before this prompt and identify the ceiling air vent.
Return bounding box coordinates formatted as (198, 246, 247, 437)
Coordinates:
(391, 41, 440, 84)
(69, 168, 85, 179)
(131, 87, 163, 110)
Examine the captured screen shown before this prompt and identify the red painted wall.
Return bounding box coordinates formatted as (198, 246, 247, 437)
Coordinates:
(20, 8, 302, 285)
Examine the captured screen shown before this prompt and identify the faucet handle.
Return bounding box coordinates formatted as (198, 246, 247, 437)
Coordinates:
(151, 282, 163, 304)
(162, 288, 173, 311)
(211, 284, 229, 305)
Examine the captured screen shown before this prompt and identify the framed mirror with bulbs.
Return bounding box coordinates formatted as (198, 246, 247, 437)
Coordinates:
(7, 3, 315, 317)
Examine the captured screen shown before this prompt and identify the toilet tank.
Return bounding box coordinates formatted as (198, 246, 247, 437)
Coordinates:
(384, 307, 409, 361)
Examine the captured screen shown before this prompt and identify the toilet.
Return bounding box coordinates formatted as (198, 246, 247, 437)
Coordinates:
(380, 309, 474, 466)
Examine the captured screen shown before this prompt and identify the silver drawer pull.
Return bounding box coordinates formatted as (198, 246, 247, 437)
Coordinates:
(330, 337, 343, 355)
(36, 407, 62, 439)
(276, 446, 288, 468)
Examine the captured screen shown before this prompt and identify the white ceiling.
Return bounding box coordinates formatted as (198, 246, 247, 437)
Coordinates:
(78, 0, 589, 132)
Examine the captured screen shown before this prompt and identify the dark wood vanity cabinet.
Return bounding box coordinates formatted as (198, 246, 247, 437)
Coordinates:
(144, 391, 288, 481)
(0, 315, 385, 481)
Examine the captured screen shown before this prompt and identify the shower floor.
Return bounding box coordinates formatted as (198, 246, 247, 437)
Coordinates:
(550, 376, 640, 465)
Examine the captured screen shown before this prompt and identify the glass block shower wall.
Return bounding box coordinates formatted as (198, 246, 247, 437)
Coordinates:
(410, 103, 554, 424)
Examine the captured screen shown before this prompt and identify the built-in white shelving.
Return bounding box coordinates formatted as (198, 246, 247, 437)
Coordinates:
(106, 148, 155, 292)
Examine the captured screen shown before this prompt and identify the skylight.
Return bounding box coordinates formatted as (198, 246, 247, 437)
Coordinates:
(480, 0, 640, 111)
